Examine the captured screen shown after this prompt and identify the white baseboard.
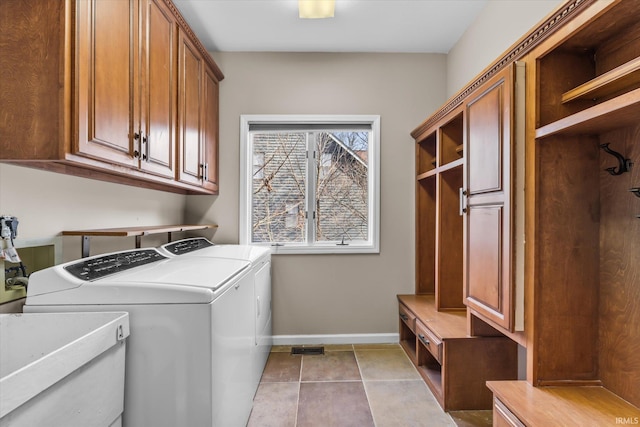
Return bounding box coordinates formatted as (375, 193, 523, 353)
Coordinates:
(272, 333, 399, 346)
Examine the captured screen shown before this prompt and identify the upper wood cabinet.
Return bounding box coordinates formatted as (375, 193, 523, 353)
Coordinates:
(77, 0, 176, 179)
(463, 62, 525, 333)
(0, 0, 223, 194)
(140, 0, 179, 178)
(202, 66, 220, 193)
(75, 0, 139, 169)
(176, 32, 221, 192)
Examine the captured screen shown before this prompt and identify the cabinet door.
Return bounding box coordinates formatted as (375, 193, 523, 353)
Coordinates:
(76, 0, 138, 168)
(177, 32, 203, 186)
(201, 66, 220, 193)
(464, 64, 514, 331)
(139, 0, 176, 178)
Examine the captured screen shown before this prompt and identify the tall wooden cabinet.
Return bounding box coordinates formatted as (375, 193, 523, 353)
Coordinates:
(464, 63, 525, 333)
(527, 0, 640, 400)
(0, 0, 223, 195)
(401, 72, 519, 411)
(403, 0, 640, 421)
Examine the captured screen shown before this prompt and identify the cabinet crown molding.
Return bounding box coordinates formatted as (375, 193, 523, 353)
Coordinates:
(411, 0, 594, 139)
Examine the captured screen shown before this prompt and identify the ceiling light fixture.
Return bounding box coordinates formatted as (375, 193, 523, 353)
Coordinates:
(298, 0, 335, 19)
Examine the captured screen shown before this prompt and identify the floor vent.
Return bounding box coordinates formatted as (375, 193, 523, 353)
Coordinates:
(291, 346, 325, 355)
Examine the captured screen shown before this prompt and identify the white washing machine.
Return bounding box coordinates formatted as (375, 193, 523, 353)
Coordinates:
(157, 238, 272, 391)
(24, 248, 256, 427)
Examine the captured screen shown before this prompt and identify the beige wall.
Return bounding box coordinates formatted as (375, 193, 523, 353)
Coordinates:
(0, 164, 185, 261)
(185, 52, 447, 337)
(0, 1, 563, 332)
(446, 0, 562, 97)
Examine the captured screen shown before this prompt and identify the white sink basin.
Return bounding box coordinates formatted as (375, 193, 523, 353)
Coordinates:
(0, 312, 130, 427)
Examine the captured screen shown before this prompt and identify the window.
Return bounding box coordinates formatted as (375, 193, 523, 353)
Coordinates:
(240, 115, 380, 254)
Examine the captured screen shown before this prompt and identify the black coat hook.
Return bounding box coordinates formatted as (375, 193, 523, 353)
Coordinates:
(600, 143, 632, 175)
(630, 188, 640, 198)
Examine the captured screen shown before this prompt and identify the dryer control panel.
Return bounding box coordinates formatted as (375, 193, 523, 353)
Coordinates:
(64, 249, 167, 281)
(163, 238, 213, 255)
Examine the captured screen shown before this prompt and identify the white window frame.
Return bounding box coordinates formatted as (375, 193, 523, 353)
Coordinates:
(239, 114, 380, 254)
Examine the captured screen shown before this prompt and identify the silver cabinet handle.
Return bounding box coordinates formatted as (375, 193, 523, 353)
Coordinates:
(418, 334, 430, 346)
(459, 188, 467, 216)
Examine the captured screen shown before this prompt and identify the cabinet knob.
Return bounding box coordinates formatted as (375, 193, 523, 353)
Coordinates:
(400, 313, 408, 321)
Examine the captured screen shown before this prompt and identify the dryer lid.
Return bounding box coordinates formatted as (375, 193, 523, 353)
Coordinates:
(159, 238, 271, 263)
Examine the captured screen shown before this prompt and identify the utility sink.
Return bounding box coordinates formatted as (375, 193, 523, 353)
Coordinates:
(0, 312, 130, 427)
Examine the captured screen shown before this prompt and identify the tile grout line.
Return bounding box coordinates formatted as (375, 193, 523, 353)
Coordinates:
(353, 345, 379, 427)
(294, 353, 304, 427)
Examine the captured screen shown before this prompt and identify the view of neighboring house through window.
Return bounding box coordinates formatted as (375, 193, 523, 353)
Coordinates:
(240, 115, 380, 254)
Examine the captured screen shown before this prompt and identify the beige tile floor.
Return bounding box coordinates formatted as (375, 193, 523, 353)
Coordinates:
(247, 344, 492, 427)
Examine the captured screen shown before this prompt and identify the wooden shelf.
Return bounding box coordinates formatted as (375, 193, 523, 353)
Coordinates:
(536, 87, 640, 138)
(438, 158, 464, 174)
(417, 170, 438, 181)
(62, 224, 218, 257)
(417, 159, 463, 182)
(487, 381, 640, 427)
(561, 57, 640, 103)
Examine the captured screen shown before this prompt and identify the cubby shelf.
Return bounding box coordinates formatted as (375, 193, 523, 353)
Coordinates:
(417, 170, 437, 181)
(438, 158, 464, 173)
(561, 57, 640, 103)
(536, 87, 640, 138)
(416, 159, 463, 182)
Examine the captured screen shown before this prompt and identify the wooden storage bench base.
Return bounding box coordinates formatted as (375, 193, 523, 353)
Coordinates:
(398, 294, 518, 411)
(487, 381, 640, 426)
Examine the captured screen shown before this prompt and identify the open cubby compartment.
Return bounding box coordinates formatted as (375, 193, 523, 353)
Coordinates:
(439, 111, 464, 165)
(436, 166, 464, 309)
(537, 1, 640, 127)
(399, 319, 418, 364)
(416, 175, 436, 294)
(535, 123, 640, 407)
(417, 342, 443, 405)
(416, 131, 437, 176)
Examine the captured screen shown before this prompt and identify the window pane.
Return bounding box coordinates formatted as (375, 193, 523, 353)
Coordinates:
(251, 132, 307, 243)
(314, 132, 369, 243)
(253, 152, 265, 179)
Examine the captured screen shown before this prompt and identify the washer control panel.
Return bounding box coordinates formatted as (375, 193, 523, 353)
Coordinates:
(64, 249, 167, 281)
(163, 238, 213, 255)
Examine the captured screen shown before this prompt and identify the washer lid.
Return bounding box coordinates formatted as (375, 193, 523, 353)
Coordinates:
(26, 256, 250, 305)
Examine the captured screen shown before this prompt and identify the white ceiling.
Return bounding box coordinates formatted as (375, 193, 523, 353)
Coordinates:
(172, 0, 488, 53)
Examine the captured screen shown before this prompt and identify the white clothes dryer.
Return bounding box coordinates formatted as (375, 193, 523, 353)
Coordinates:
(24, 248, 256, 427)
(157, 238, 272, 392)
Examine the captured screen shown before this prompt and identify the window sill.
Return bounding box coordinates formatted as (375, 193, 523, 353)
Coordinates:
(254, 243, 379, 255)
